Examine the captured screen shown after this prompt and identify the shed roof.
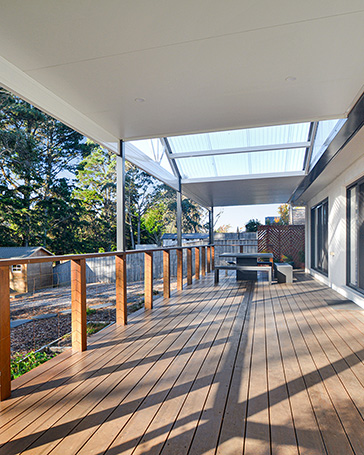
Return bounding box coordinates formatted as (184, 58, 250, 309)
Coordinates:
(0, 247, 53, 259)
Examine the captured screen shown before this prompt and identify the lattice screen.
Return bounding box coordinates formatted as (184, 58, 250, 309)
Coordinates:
(258, 225, 305, 267)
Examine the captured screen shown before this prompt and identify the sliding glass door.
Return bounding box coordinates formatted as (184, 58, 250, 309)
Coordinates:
(347, 179, 364, 291)
(311, 199, 328, 275)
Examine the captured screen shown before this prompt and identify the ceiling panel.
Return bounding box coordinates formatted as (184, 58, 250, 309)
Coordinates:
(182, 175, 305, 207)
(0, 2, 363, 141)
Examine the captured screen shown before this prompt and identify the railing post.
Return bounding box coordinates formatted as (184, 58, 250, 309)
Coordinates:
(207, 246, 211, 273)
(115, 254, 127, 325)
(211, 245, 215, 270)
(177, 248, 183, 290)
(0, 265, 11, 401)
(194, 247, 200, 280)
(201, 247, 206, 277)
(163, 250, 170, 298)
(71, 258, 87, 352)
(187, 247, 192, 285)
(144, 252, 153, 309)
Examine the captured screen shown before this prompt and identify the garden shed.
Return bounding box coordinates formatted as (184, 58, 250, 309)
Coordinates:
(0, 247, 54, 294)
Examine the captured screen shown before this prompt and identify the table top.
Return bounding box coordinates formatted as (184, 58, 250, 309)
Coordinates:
(219, 252, 273, 259)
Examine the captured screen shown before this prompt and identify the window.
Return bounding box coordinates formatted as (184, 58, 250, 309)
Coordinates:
(311, 199, 328, 275)
(347, 178, 364, 291)
(12, 264, 22, 272)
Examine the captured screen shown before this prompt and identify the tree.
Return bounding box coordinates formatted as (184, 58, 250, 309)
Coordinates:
(125, 164, 161, 247)
(215, 224, 232, 233)
(278, 204, 290, 225)
(74, 145, 116, 252)
(0, 87, 94, 249)
(245, 219, 261, 232)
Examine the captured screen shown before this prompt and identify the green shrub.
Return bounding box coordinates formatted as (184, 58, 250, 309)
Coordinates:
(11, 351, 56, 380)
(245, 219, 261, 232)
(86, 307, 97, 315)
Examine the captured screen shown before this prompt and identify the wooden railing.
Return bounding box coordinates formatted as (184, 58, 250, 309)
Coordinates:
(0, 244, 215, 401)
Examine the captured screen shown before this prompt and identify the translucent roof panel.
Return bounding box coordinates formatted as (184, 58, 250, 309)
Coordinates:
(168, 122, 311, 153)
(309, 118, 347, 170)
(129, 138, 174, 176)
(177, 149, 306, 179)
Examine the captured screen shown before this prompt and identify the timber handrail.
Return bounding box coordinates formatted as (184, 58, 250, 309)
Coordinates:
(0, 244, 215, 400)
(0, 244, 215, 266)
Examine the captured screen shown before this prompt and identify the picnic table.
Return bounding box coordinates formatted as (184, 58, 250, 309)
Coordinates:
(219, 252, 273, 280)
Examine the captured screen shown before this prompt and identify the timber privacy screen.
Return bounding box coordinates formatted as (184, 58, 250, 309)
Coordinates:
(258, 225, 305, 267)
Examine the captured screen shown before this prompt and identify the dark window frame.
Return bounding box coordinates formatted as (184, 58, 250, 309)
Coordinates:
(311, 198, 328, 276)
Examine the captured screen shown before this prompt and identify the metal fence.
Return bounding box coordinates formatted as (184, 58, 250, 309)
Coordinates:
(53, 234, 257, 285)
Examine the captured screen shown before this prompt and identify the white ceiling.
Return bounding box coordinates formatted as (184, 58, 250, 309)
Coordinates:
(183, 173, 306, 207)
(1, 1, 364, 141)
(0, 1, 364, 206)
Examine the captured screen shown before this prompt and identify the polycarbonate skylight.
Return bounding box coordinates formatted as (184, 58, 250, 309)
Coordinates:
(126, 119, 346, 186)
(309, 118, 347, 170)
(177, 148, 307, 179)
(168, 122, 311, 179)
(169, 122, 311, 154)
(129, 138, 174, 176)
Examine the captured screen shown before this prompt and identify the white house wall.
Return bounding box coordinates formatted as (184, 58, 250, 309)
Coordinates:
(305, 142, 364, 308)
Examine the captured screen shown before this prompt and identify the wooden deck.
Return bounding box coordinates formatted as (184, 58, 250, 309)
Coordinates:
(1, 272, 364, 454)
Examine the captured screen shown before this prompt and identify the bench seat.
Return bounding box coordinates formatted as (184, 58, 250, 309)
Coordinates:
(274, 263, 293, 283)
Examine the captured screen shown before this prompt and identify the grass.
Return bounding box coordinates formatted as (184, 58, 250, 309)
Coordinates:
(87, 321, 109, 335)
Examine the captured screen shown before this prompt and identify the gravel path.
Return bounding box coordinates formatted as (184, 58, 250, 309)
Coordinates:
(10, 278, 178, 358)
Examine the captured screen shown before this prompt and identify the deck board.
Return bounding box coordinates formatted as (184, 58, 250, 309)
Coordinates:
(1, 272, 364, 454)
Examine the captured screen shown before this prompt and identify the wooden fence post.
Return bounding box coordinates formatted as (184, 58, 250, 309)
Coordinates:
(144, 252, 153, 310)
(194, 247, 200, 280)
(187, 248, 192, 285)
(0, 266, 11, 401)
(163, 250, 170, 298)
(115, 254, 127, 325)
(201, 247, 206, 276)
(207, 246, 211, 273)
(211, 246, 215, 270)
(71, 258, 87, 352)
(177, 248, 183, 290)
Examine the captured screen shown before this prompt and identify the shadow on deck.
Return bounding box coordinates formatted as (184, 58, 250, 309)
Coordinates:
(1, 272, 364, 455)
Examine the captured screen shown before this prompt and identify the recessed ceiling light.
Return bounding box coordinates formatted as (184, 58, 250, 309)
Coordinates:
(135, 97, 146, 103)
(285, 76, 297, 82)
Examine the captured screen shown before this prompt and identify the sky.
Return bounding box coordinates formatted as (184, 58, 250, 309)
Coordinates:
(214, 203, 281, 232)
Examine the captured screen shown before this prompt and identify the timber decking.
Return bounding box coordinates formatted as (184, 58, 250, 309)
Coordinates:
(1, 273, 364, 454)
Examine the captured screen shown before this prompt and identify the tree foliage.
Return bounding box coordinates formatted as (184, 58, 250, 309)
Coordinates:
(245, 218, 261, 232)
(0, 88, 207, 253)
(0, 87, 94, 252)
(215, 224, 232, 233)
(278, 203, 290, 225)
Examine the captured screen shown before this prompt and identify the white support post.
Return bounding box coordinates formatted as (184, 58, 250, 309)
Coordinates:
(117, 140, 126, 252)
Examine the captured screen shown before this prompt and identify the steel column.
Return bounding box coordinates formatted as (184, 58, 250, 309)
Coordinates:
(177, 183, 182, 247)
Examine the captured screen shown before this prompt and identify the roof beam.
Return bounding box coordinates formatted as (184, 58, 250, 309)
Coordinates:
(161, 137, 181, 179)
(182, 170, 305, 185)
(169, 142, 310, 159)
